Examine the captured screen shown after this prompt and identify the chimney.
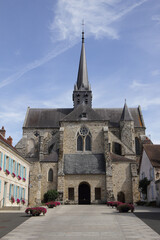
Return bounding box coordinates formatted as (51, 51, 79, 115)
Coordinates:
(7, 136, 13, 146)
(0, 126, 6, 137)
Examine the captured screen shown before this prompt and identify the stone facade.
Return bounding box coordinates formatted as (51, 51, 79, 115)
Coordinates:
(15, 34, 146, 206)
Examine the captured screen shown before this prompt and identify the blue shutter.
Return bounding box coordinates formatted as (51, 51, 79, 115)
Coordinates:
(19, 187, 21, 200)
(24, 188, 25, 200)
(15, 186, 18, 200)
(25, 168, 27, 178)
(0, 180, 1, 193)
(0, 152, 3, 169)
(22, 166, 24, 179)
(8, 157, 11, 172)
(9, 184, 12, 200)
(17, 163, 19, 176)
(3, 155, 6, 171)
(11, 159, 13, 174)
(20, 165, 22, 178)
(13, 185, 15, 198)
(14, 161, 17, 175)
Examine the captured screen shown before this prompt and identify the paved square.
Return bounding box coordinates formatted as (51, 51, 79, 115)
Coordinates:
(1, 205, 160, 240)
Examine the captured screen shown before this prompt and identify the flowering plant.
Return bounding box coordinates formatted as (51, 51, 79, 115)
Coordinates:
(117, 203, 134, 213)
(17, 198, 20, 204)
(45, 201, 56, 208)
(25, 207, 47, 216)
(23, 177, 26, 182)
(17, 175, 21, 180)
(12, 172, 16, 177)
(0, 167, 2, 171)
(11, 196, 15, 203)
(106, 201, 122, 208)
(22, 199, 25, 205)
(5, 169, 10, 175)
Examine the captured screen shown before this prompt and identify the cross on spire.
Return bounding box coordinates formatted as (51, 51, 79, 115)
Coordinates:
(82, 20, 84, 43)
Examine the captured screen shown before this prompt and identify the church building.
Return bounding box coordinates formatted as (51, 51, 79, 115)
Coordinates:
(16, 32, 146, 205)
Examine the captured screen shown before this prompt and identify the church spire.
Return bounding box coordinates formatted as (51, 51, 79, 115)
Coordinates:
(120, 100, 133, 121)
(76, 30, 90, 91)
(73, 29, 92, 108)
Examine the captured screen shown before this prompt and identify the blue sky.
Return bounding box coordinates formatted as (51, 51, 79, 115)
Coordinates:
(0, 0, 160, 145)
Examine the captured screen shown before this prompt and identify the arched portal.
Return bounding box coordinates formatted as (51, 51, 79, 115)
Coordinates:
(78, 182, 91, 204)
(117, 191, 125, 203)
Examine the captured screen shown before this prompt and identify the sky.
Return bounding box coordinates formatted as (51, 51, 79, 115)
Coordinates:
(0, 0, 160, 145)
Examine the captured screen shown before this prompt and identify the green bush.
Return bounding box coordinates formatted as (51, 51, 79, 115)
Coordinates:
(43, 190, 58, 203)
(117, 203, 134, 213)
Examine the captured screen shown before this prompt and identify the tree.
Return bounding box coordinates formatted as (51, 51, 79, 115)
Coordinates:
(139, 177, 150, 199)
(43, 190, 58, 203)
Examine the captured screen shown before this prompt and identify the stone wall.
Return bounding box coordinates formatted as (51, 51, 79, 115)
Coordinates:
(112, 162, 133, 203)
(64, 175, 106, 204)
(29, 161, 57, 206)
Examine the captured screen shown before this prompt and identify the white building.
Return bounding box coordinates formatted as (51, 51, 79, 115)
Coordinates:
(139, 144, 160, 203)
(0, 127, 30, 208)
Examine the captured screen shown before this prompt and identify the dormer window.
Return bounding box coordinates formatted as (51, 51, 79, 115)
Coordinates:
(81, 113, 87, 118)
(77, 98, 80, 104)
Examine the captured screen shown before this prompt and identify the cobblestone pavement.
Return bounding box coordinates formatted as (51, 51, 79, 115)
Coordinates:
(1, 205, 160, 240)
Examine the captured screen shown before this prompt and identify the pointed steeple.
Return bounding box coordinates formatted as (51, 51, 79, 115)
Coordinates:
(75, 31, 90, 91)
(120, 100, 133, 121)
(73, 30, 92, 108)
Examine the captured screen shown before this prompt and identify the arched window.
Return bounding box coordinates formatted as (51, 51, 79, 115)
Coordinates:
(85, 135, 91, 151)
(77, 135, 83, 151)
(77, 126, 92, 152)
(135, 137, 141, 155)
(112, 142, 122, 155)
(48, 168, 53, 182)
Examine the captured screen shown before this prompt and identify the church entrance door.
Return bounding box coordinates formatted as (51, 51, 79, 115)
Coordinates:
(78, 182, 91, 204)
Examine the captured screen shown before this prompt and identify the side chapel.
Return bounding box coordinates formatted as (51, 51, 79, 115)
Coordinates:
(16, 32, 146, 205)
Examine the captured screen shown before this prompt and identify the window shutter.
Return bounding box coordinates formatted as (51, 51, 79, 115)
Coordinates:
(0, 180, 1, 193)
(11, 159, 13, 174)
(24, 188, 25, 200)
(22, 166, 24, 179)
(0, 152, 3, 169)
(15, 186, 18, 200)
(19, 187, 21, 200)
(9, 184, 12, 200)
(4, 154, 6, 171)
(25, 168, 27, 178)
(20, 165, 22, 177)
(8, 157, 11, 172)
(17, 163, 19, 176)
(13, 185, 15, 198)
(15, 161, 17, 175)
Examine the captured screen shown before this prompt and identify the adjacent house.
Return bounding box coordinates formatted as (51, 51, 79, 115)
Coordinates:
(139, 144, 160, 203)
(0, 127, 30, 208)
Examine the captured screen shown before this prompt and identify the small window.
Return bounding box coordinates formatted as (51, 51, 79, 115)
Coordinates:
(77, 135, 83, 151)
(77, 98, 80, 104)
(85, 98, 88, 104)
(81, 113, 87, 118)
(48, 169, 53, 182)
(85, 135, 91, 151)
(95, 188, 101, 200)
(112, 142, 121, 155)
(68, 188, 74, 200)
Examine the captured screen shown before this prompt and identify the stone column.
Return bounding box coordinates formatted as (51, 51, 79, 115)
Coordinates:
(103, 127, 115, 201)
(39, 136, 44, 161)
(57, 127, 65, 202)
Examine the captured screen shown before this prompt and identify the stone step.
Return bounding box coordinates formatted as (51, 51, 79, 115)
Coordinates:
(0, 206, 21, 210)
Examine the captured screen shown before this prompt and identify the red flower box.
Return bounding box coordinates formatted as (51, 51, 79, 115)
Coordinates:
(12, 172, 16, 177)
(11, 196, 15, 203)
(22, 199, 25, 205)
(0, 167, 2, 171)
(17, 175, 21, 180)
(23, 177, 26, 182)
(17, 198, 20, 204)
(5, 169, 10, 175)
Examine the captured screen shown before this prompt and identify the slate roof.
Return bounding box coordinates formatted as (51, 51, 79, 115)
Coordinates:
(64, 154, 106, 174)
(120, 102, 133, 121)
(24, 106, 145, 128)
(143, 144, 160, 168)
(110, 153, 136, 163)
(41, 151, 58, 163)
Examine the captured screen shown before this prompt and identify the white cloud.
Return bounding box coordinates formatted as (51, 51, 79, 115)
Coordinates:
(152, 15, 160, 24)
(130, 80, 149, 89)
(151, 69, 160, 76)
(50, 0, 148, 41)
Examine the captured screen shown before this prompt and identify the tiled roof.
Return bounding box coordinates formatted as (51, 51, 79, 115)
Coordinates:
(64, 154, 105, 174)
(110, 153, 136, 163)
(24, 106, 145, 128)
(143, 144, 160, 168)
